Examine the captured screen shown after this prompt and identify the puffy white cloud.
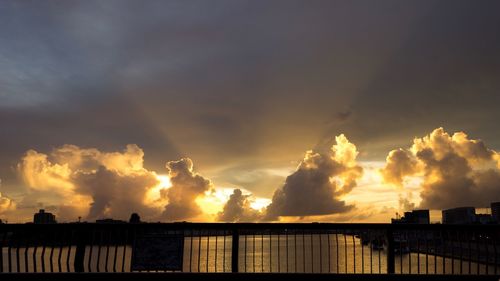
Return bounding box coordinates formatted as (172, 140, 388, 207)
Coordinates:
(264, 134, 363, 219)
(381, 128, 500, 209)
(162, 158, 213, 221)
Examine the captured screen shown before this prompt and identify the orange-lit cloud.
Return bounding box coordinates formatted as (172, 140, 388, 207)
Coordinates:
(381, 128, 500, 209)
(17, 144, 161, 221)
(162, 158, 213, 221)
(0, 191, 15, 215)
(264, 134, 363, 219)
(217, 188, 263, 222)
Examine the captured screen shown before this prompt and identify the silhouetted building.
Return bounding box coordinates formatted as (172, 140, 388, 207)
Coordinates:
(476, 214, 494, 224)
(392, 210, 430, 224)
(491, 202, 500, 223)
(96, 218, 126, 224)
(0, 219, 3, 224)
(129, 213, 141, 223)
(34, 209, 56, 224)
(442, 207, 475, 224)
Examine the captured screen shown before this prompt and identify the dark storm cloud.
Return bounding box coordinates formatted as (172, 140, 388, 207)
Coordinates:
(1, 0, 500, 206)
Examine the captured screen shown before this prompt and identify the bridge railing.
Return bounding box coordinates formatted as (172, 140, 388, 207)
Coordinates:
(0, 223, 499, 276)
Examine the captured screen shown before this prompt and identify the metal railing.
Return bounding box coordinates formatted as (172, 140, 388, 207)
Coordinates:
(0, 223, 499, 277)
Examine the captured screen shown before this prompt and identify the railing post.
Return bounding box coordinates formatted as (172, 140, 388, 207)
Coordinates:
(74, 227, 86, 272)
(231, 227, 239, 273)
(386, 228, 395, 274)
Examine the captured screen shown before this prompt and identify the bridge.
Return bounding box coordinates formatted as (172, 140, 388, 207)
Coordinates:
(0, 223, 499, 280)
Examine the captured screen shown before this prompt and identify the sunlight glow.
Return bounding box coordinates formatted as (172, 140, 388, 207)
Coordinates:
(144, 174, 171, 208)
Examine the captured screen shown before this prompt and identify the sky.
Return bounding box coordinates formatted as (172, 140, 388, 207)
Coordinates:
(1, 0, 500, 223)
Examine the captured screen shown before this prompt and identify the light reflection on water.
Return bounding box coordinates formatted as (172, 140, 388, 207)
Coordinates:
(1, 234, 498, 274)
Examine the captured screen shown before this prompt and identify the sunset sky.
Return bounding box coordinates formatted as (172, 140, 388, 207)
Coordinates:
(1, 1, 500, 223)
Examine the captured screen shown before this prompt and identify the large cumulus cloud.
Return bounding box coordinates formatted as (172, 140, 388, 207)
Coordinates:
(381, 128, 500, 209)
(162, 158, 213, 221)
(264, 134, 363, 219)
(17, 144, 161, 221)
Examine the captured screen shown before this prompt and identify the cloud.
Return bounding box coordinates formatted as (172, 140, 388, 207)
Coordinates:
(18, 144, 161, 221)
(380, 149, 418, 187)
(264, 134, 363, 219)
(162, 158, 213, 221)
(217, 189, 262, 222)
(381, 127, 500, 209)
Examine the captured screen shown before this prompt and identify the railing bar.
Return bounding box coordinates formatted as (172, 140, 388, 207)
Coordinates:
(408, 231, 411, 274)
(425, 230, 429, 275)
(0, 231, 5, 273)
(494, 230, 497, 275)
(449, 230, 454, 275)
(253, 233, 256, 273)
(261, 231, 264, 273)
(7, 232, 12, 273)
(223, 229, 226, 272)
(327, 230, 331, 273)
(121, 229, 127, 273)
(32, 232, 38, 273)
(15, 232, 21, 272)
(197, 229, 201, 273)
(269, 230, 272, 273)
(335, 231, 339, 273)
(310, 230, 313, 273)
(215, 230, 218, 272)
(441, 230, 445, 275)
(486, 231, 489, 275)
(434, 231, 437, 274)
(370, 230, 373, 274)
(24, 232, 30, 273)
(106, 229, 112, 273)
(477, 231, 480, 275)
(49, 230, 55, 273)
(66, 230, 73, 272)
(57, 229, 64, 272)
(302, 230, 305, 273)
(399, 231, 403, 274)
(96, 229, 103, 273)
(88, 229, 95, 272)
(189, 229, 193, 272)
(0, 230, 7, 273)
(468, 231, 472, 275)
(377, 232, 380, 274)
(416, 230, 420, 274)
(352, 231, 356, 274)
(294, 231, 297, 273)
(344, 230, 348, 274)
(277, 232, 280, 273)
(112, 228, 118, 273)
(359, 231, 365, 274)
(41, 232, 47, 273)
(319, 231, 322, 273)
(206, 231, 210, 273)
(244, 232, 248, 273)
(286, 231, 289, 273)
(458, 230, 462, 275)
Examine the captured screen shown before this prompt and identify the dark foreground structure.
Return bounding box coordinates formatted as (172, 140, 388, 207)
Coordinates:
(0, 223, 499, 280)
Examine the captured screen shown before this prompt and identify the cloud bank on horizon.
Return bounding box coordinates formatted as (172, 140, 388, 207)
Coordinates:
(1, 128, 500, 222)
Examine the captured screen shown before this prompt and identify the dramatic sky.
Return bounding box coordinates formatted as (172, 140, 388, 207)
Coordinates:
(1, 0, 500, 223)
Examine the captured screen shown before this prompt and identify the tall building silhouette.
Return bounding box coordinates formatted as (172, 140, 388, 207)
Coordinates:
(491, 202, 500, 223)
(34, 209, 57, 224)
(442, 207, 475, 224)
